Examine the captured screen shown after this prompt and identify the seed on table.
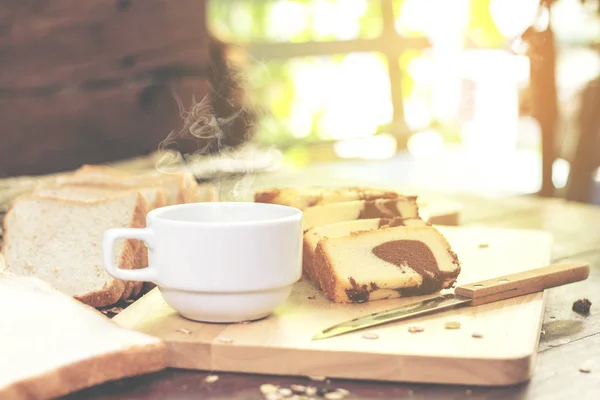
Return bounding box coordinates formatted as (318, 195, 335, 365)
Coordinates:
(290, 384, 306, 393)
(478, 243, 489, 248)
(260, 384, 279, 395)
(324, 392, 345, 400)
(308, 376, 326, 381)
(408, 326, 424, 333)
(444, 321, 461, 330)
(204, 375, 219, 383)
(335, 388, 350, 396)
(471, 332, 483, 338)
(218, 336, 233, 343)
(361, 332, 379, 340)
(175, 328, 191, 334)
(305, 386, 318, 396)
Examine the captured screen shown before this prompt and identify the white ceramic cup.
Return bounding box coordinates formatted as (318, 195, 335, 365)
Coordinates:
(102, 202, 303, 323)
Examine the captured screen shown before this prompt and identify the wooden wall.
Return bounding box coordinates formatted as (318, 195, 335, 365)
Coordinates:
(0, 0, 251, 177)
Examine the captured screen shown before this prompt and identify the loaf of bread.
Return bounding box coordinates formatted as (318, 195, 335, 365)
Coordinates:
(34, 185, 168, 211)
(1, 192, 148, 307)
(302, 197, 419, 231)
(303, 217, 429, 288)
(0, 270, 167, 400)
(313, 225, 461, 303)
(254, 186, 399, 210)
(56, 164, 217, 204)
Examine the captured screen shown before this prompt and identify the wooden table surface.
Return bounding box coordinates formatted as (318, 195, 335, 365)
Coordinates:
(4, 159, 599, 400)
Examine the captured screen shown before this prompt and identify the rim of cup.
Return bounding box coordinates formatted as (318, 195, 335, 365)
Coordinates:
(146, 201, 303, 226)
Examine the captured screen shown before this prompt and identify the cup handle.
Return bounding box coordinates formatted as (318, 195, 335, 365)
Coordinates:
(103, 227, 158, 283)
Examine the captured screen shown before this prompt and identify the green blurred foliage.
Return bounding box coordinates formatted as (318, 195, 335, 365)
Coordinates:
(208, 0, 383, 43)
(208, 0, 510, 153)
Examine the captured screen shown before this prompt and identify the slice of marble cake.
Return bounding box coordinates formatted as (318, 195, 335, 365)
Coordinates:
(254, 186, 398, 210)
(313, 225, 461, 303)
(303, 217, 429, 288)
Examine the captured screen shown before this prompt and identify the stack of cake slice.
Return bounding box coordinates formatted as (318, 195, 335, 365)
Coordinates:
(255, 186, 461, 303)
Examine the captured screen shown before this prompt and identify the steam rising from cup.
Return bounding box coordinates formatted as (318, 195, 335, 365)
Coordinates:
(154, 61, 271, 201)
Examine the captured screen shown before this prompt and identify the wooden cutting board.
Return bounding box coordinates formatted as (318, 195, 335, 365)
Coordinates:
(113, 226, 552, 386)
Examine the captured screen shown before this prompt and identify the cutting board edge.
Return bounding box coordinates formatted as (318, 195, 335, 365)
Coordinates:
(165, 343, 537, 387)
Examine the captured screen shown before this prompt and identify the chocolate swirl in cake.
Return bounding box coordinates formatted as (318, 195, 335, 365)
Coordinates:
(372, 240, 458, 296)
(345, 277, 370, 303)
(359, 199, 400, 219)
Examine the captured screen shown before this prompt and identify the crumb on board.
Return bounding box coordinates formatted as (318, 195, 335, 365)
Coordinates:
(579, 360, 593, 373)
(361, 333, 379, 340)
(444, 321, 461, 330)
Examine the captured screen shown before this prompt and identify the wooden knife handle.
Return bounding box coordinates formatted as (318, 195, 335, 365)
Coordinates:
(455, 262, 590, 306)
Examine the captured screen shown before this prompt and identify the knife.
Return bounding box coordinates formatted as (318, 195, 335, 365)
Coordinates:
(312, 261, 589, 340)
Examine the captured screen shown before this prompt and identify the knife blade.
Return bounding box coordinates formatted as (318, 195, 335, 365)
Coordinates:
(312, 261, 589, 341)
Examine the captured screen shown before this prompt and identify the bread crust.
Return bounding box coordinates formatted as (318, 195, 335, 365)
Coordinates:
(130, 187, 167, 300)
(152, 188, 169, 210)
(0, 341, 166, 400)
(313, 240, 340, 302)
(126, 190, 156, 300)
(302, 236, 320, 288)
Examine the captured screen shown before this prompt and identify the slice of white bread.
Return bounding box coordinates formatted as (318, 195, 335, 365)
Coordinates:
(313, 225, 461, 303)
(255, 186, 399, 210)
(56, 164, 217, 205)
(30, 186, 164, 301)
(0, 271, 167, 400)
(303, 217, 429, 289)
(302, 197, 420, 231)
(1, 192, 147, 307)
